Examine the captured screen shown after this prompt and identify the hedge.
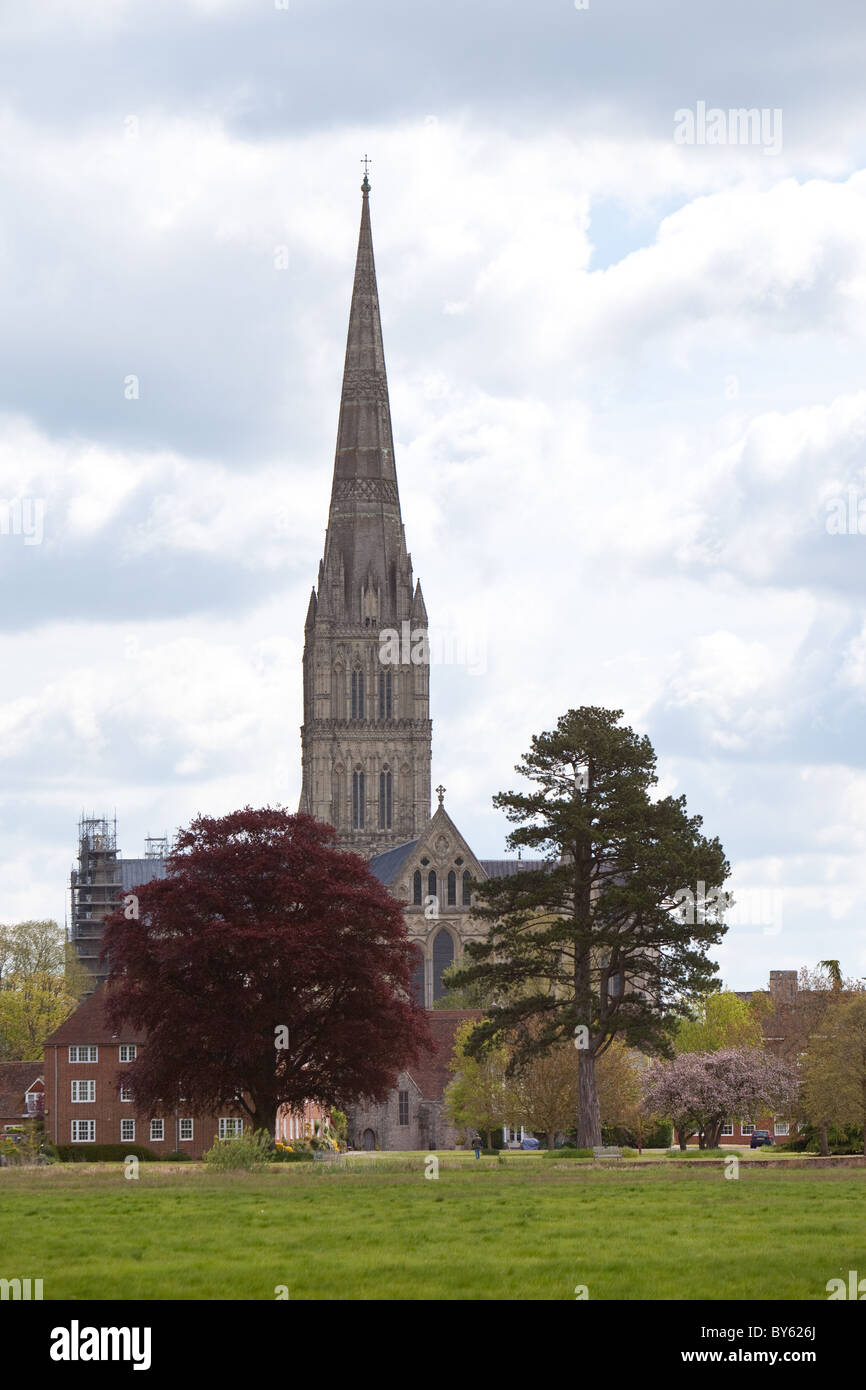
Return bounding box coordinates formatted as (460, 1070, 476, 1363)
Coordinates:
(55, 1144, 161, 1163)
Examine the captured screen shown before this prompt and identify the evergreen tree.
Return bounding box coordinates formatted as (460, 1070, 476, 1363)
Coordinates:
(447, 707, 730, 1147)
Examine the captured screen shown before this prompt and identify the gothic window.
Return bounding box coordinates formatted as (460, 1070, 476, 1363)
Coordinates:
(398, 1090, 410, 1126)
(432, 928, 455, 1002)
(413, 870, 422, 905)
(462, 870, 471, 906)
(410, 945, 425, 1004)
(427, 869, 437, 900)
(352, 771, 365, 829)
(379, 771, 392, 829)
(447, 870, 456, 906)
(378, 671, 392, 720)
(351, 669, 365, 720)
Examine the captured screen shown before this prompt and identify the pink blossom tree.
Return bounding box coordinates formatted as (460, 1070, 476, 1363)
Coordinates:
(642, 1047, 798, 1149)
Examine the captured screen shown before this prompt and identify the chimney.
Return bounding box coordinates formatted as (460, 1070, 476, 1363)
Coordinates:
(769, 970, 797, 1005)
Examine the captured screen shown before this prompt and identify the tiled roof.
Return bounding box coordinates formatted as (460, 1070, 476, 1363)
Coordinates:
(0, 1061, 44, 1118)
(408, 1010, 483, 1101)
(368, 840, 419, 885)
(43, 985, 145, 1047)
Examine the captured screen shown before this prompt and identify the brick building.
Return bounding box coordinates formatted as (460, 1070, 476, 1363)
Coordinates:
(44, 987, 253, 1158)
(682, 969, 830, 1147)
(0, 1061, 44, 1132)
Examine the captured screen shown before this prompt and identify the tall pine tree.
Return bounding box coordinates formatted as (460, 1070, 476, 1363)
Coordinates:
(448, 707, 730, 1147)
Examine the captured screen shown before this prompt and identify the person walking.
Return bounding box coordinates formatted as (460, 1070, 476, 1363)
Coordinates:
(470, 1130, 482, 1159)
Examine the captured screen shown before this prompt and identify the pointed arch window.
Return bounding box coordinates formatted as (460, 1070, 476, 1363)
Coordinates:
(351, 670, 365, 720)
(352, 771, 365, 829)
(410, 946, 425, 1006)
(379, 771, 392, 829)
(413, 870, 422, 905)
(447, 870, 457, 906)
(462, 870, 472, 906)
(378, 671, 392, 720)
(427, 870, 437, 901)
(432, 928, 455, 1002)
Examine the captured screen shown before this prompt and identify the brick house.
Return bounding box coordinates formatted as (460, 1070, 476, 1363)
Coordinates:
(0, 1061, 44, 1132)
(682, 970, 826, 1147)
(44, 987, 253, 1158)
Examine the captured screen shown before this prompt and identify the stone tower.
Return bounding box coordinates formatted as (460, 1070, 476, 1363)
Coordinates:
(299, 175, 432, 854)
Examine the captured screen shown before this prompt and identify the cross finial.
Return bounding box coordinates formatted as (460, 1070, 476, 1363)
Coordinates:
(436, 784, 445, 807)
(361, 154, 372, 193)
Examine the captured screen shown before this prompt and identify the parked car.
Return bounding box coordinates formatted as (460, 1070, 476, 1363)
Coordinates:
(521, 1136, 540, 1150)
(750, 1130, 773, 1149)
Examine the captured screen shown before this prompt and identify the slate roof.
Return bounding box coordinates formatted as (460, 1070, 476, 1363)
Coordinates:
(368, 840, 419, 885)
(479, 859, 545, 878)
(121, 858, 168, 892)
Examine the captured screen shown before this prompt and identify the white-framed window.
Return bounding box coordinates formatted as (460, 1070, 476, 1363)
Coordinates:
(741, 1120, 754, 1135)
(71, 1120, 95, 1142)
(121, 1119, 135, 1143)
(774, 1118, 789, 1137)
(24, 1090, 41, 1115)
(150, 1119, 164, 1142)
(721, 1120, 734, 1137)
(119, 1044, 137, 1062)
(218, 1117, 243, 1140)
(179, 1118, 194, 1142)
(68, 1045, 98, 1063)
(120, 1086, 133, 1102)
(70, 1080, 95, 1103)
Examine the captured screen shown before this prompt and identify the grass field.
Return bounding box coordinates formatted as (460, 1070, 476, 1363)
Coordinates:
(3, 1158, 865, 1300)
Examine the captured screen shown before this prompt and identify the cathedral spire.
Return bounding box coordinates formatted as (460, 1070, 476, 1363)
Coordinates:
(321, 175, 405, 621)
(299, 175, 432, 853)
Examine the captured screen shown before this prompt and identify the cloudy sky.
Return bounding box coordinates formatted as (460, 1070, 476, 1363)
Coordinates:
(2, 0, 866, 990)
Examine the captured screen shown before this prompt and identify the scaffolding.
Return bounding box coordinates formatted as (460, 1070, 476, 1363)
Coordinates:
(144, 835, 168, 859)
(69, 814, 121, 990)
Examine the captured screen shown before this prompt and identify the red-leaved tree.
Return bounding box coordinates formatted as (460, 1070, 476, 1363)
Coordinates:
(101, 808, 431, 1136)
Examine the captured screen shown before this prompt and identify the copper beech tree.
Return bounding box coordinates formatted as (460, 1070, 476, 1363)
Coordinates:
(101, 808, 431, 1136)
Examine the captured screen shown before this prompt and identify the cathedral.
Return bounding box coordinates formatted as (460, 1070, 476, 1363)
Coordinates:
(298, 171, 524, 1146)
(70, 173, 525, 1150)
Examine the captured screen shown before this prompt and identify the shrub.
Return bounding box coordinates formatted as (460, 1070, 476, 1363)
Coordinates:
(665, 1147, 740, 1158)
(271, 1143, 315, 1163)
(55, 1144, 160, 1163)
(202, 1130, 273, 1170)
(621, 1147, 638, 1158)
(163, 1150, 192, 1162)
(547, 1147, 593, 1159)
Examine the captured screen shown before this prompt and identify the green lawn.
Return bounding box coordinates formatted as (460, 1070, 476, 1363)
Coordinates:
(3, 1160, 865, 1300)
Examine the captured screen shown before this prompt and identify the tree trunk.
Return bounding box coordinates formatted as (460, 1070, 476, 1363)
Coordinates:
(677, 1125, 688, 1151)
(819, 1123, 830, 1157)
(577, 1052, 602, 1148)
(484, 1129, 492, 1150)
(547, 1131, 555, 1152)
